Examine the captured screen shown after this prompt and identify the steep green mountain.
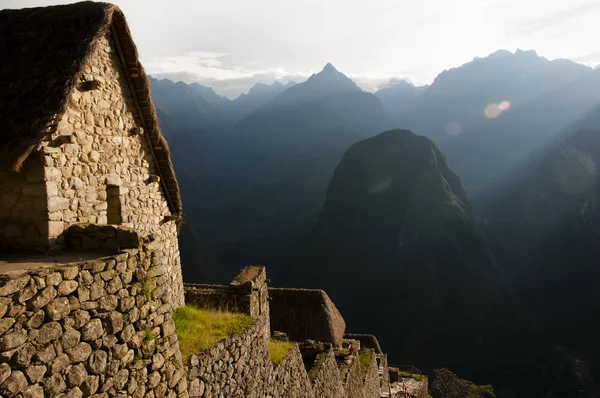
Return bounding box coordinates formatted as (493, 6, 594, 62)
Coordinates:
(280, 129, 520, 380)
(398, 50, 600, 204)
(188, 64, 396, 279)
(375, 80, 427, 124)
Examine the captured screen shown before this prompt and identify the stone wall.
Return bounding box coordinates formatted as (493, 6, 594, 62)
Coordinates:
(362, 350, 381, 398)
(185, 266, 270, 339)
(342, 350, 365, 398)
(62, 224, 139, 251)
(271, 345, 313, 397)
(0, 155, 49, 250)
(308, 349, 346, 398)
(39, 32, 183, 306)
(0, 244, 186, 398)
(268, 288, 346, 346)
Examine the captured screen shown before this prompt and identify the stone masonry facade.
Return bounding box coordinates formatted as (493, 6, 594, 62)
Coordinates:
(0, 31, 184, 307)
(0, 244, 185, 398)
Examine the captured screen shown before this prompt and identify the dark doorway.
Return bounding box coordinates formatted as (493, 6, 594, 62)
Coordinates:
(106, 185, 122, 225)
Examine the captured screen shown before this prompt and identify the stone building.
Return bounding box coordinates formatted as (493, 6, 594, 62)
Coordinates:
(0, 2, 184, 304)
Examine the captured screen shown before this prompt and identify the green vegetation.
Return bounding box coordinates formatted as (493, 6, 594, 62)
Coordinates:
(144, 327, 156, 341)
(358, 350, 373, 368)
(398, 371, 426, 382)
(267, 340, 292, 365)
(468, 384, 496, 398)
(141, 275, 152, 300)
(173, 305, 254, 359)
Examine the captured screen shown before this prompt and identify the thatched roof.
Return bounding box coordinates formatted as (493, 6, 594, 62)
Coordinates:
(268, 288, 346, 346)
(0, 2, 182, 216)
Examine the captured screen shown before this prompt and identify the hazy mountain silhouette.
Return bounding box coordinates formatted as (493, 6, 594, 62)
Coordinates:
(375, 81, 427, 124)
(482, 102, 600, 393)
(397, 50, 600, 205)
(229, 81, 297, 121)
(185, 64, 395, 279)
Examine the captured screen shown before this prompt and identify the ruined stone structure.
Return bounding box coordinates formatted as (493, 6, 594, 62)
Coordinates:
(0, 1, 184, 306)
(183, 267, 393, 398)
(0, 2, 422, 397)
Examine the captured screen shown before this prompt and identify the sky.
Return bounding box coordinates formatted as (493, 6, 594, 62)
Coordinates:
(2, 0, 600, 98)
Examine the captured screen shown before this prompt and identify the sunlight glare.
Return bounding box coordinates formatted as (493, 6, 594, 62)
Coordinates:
(446, 121, 462, 136)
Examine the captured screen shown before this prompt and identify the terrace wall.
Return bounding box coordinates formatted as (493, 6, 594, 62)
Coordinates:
(0, 244, 185, 398)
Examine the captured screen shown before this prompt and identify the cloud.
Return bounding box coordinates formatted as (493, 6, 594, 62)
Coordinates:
(572, 51, 600, 68)
(517, 2, 600, 34)
(351, 75, 426, 92)
(146, 51, 426, 97)
(145, 51, 313, 98)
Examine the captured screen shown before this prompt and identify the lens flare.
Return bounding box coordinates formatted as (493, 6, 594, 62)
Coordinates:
(446, 121, 461, 136)
(484, 103, 502, 119)
(499, 100, 511, 111)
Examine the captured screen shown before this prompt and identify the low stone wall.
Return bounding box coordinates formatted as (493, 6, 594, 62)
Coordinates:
(378, 353, 391, 397)
(343, 351, 365, 398)
(182, 268, 385, 397)
(61, 223, 139, 251)
(308, 349, 345, 398)
(186, 315, 271, 398)
(269, 288, 346, 346)
(185, 266, 270, 340)
(271, 345, 313, 397)
(0, 244, 185, 398)
(363, 350, 381, 398)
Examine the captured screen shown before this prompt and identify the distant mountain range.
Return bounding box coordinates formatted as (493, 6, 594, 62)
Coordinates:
(151, 50, 600, 281)
(151, 49, 600, 395)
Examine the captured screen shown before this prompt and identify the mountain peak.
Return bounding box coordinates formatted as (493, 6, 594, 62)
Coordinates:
(302, 63, 361, 92)
(322, 62, 337, 72)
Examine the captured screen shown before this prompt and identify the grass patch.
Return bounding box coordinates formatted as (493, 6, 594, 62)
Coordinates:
(267, 340, 292, 365)
(173, 305, 254, 359)
(358, 350, 373, 368)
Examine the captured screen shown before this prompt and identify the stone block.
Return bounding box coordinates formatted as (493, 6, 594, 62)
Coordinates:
(0, 275, 30, 296)
(81, 319, 104, 341)
(67, 342, 92, 363)
(45, 297, 70, 321)
(47, 182, 59, 197)
(25, 365, 46, 384)
(48, 196, 70, 212)
(48, 221, 65, 237)
(0, 370, 27, 397)
(0, 329, 27, 351)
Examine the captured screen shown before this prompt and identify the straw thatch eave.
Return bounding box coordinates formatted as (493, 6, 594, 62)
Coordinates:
(0, 2, 182, 217)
